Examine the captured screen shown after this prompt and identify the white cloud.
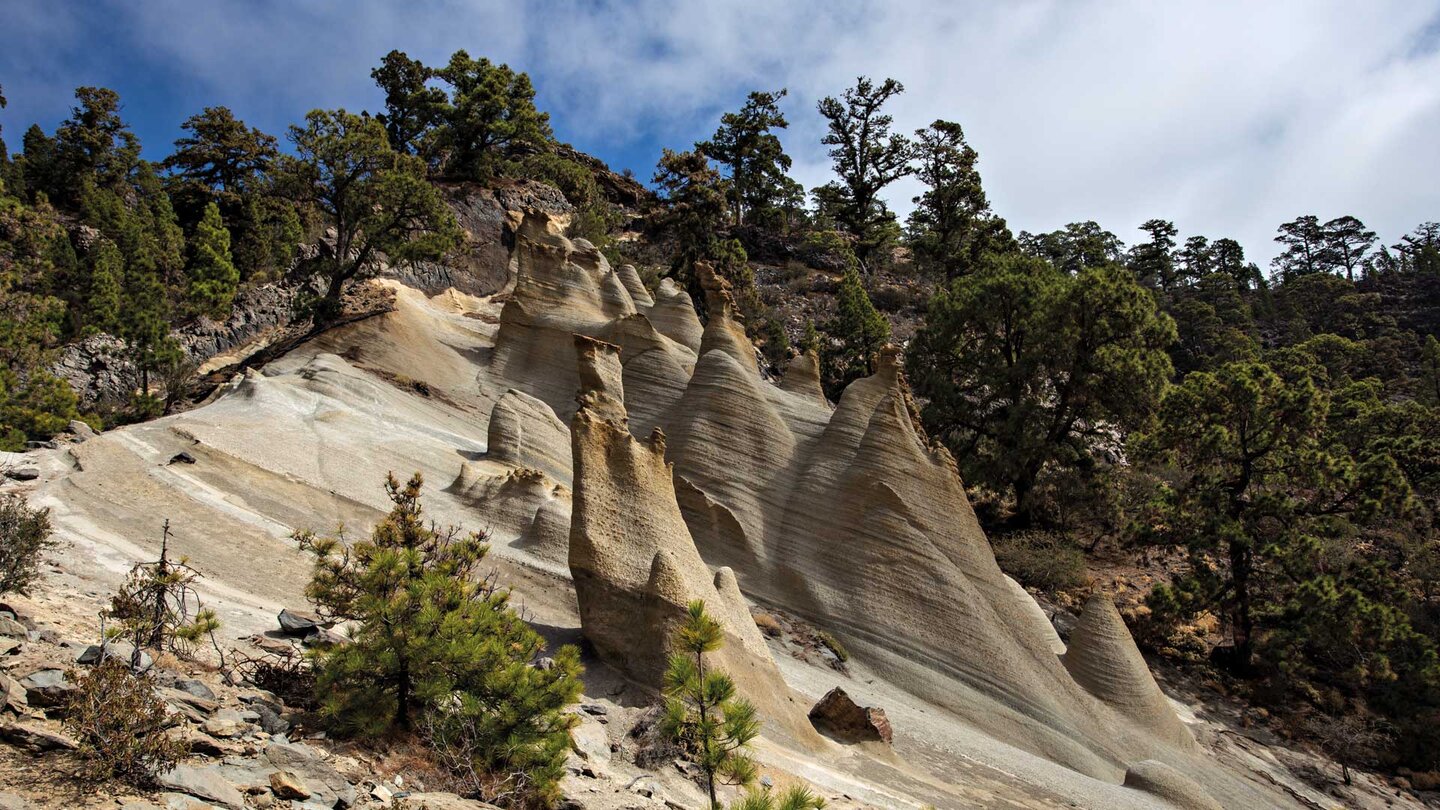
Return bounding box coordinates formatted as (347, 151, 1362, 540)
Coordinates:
(3, 0, 1438, 262)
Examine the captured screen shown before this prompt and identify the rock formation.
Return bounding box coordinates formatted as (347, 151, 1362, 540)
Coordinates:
(1063, 593, 1196, 752)
(1122, 760, 1224, 810)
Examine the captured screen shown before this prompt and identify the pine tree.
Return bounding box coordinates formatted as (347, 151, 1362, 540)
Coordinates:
(822, 264, 890, 398)
(119, 249, 179, 409)
(908, 253, 1174, 523)
(907, 120, 1010, 279)
(280, 109, 460, 321)
(1128, 219, 1177, 290)
(187, 202, 238, 318)
(433, 51, 552, 181)
(371, 50, 447, 156)
(83, 238, 123, 335)
(661, 601, 760, 810)
(815, 77, 915, 266)
(699, 89, 794, 227)
(297, 473, 582, 803)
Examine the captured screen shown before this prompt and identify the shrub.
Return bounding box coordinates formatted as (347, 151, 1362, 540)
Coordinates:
(0, 495, 55, 595)
(991, 531, 1087, 594)
(297, 472, 582, 806)
(815, 631, 849, 663)
(752, 613, 782, 638)
(732, 786, 827, 810)
(64, 659, 187, 785)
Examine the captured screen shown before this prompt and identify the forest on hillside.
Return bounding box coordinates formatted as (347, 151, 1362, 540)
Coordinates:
(3, 51, 1439, 775)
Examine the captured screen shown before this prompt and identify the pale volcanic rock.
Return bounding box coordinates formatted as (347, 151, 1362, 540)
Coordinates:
(668, 349, 795, 572)
(1122, 760, 1224, 810)
(566, 335, 813, 743)
(648, 278, 704, 353)
(615, 264, 655, 307)
(1006, 574, 1067, 656)
(1063, 593, 1197, 752)
(485, 389, 571, 482)
(599, 314, 695, 439)
(778, 350, 829, 407)
(695, 263, 759, 375)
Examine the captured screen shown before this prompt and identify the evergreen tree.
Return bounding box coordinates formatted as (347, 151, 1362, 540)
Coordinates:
(908, 253, 1174, 523)
(164, 106, 278, 200)
(120, 249, 179, 404)
(1177, 235, 1213, 283)
(187, 202, 238, 318)
(661, 600, 760, 810)
(371, 50, 447, 157)
(83, 238, 123, 335)
(433, 51, 552, 180)
(1128, 219, 1177, 290)
(1271, 214, 1328, 280)
(1135, 357, 1413, 671)
(699, 89, 794, 226)
(280, 109, 460, 320)
(815, 77, 915, 266)
(651, 148, 733, 300)
(51, 87, 141, 204)
(296, 472, 582, 805)
(907, 120, 1011, 279)
(1209, 237, 1258, 291)
(1323, 215, 1377, 281)
(822, 263, 890, 398)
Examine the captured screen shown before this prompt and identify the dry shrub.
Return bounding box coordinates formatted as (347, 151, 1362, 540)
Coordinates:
(752, 613, 782, 638)
(63, 660, 187, 785)
(231, 644, 316, 709)
(992, 531, 1087, 594)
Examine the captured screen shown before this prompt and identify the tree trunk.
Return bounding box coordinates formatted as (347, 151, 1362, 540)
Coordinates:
(396, 657, 411, 730)
(1012, 472, 1038, 529)
(1229, 540, 1254, 673)
(697, 648, 717, 810)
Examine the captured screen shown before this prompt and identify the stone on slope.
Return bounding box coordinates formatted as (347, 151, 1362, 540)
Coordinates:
(19, 669, 76, 708)
(157, 764, 246, 810)
(1122, 760, 1224, 810)
(76, 640, 153, 671)
(0, 721, 78, 752)
(277, 608, 325, 636)
(264, 740, 356, 808)
(1062, 593, 1196, 751)
(808, 688, 892, 744)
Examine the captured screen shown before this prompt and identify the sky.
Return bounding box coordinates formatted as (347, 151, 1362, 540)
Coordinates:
(3, 0, 1440, 264)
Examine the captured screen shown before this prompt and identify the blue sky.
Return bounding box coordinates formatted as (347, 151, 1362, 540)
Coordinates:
(4, 0, 1440, 263)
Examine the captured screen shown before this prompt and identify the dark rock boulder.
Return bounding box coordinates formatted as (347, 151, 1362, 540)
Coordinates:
(19, 669, 77, 708)
(277, 608, 325, 636)
(807, 687, 892, 744)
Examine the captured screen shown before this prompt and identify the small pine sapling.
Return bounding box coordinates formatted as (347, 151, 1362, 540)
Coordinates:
(661, 600, 761, 809)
